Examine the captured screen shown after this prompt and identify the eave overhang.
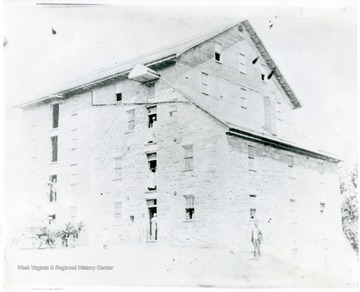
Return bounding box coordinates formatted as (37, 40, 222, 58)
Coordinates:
(227, 127, 341, 163)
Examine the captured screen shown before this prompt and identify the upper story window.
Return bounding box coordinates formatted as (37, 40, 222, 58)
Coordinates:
(276, 101, 282, 121)
(319, 162, 325, 174)
(51, 136, 58, 162)
(320, 202, 325, 214)
(248, 145, 256, 171)
(249, 194, 257, 219)
(215, 42, 222, 62)
(52, 104, 59, 128)
(183, 145, 194, 171)
(184, 195, 195, 220)
(239, 53, 246, 74)
(240, 87, 247, 109)
(48, 175, 57, 202)
(201, 72, 208, 95)
(147, 106, 157, 128)
(114, 201, 122, 221)
(72, 98, 78, 116)
(114, 157, 122, 180)
(261, 63, 267, 83)
(127, 109, 135, 131)
(116, 93, 122, 102)
(147, 106, 157, 143)
(70, 206, 77, 222)
(147, 152, 157, 191)
(288, 155, 294, 168)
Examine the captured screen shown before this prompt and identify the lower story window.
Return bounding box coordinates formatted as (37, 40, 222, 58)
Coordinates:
(184, 195, 195, 220)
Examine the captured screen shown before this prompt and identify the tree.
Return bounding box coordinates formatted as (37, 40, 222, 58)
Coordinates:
(340, 163, 358, 253)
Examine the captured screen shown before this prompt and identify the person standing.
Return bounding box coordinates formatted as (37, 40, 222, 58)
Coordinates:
(151, 213, 158, 241)
(251, 222, 263, 258)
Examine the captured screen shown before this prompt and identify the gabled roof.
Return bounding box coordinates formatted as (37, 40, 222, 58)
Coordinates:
(16, 19, 301, 109)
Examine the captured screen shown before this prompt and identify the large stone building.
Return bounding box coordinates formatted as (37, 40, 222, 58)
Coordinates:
(17, 20, 353, 270)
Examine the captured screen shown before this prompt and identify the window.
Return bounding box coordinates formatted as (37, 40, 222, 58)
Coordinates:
(52, 104, 59, 128)
(114, 157, 122, 180)
(248, 145, 256, 171)
(70, 129, 78, 150)
(320, 202, 325, 214)
(48, 175, 57, 202)
(201, 72, 208, 95)
(319, 162, 325, 174)
(72, 99, 78, 116)
(288, 155, 294, 168)
(70, 206, 77, 222)
(127, 109, 135, 131)
(70, 164, 78, 185)
(51, 136, 58, 162)
(276, 101, 282, 121)
(183, 145, 193, 170)
(261, 64, 267, 83)
(116, 93, 122, 102)
(184, 195, 195, 220)
(147, 152, 157, 171)
(114, 201, 122, 221)
(249, 194, 256, 219)
(240, 87, 247, 109)
(147, 153, 157, 191)
(147, 106, 157, 128)
(215, 42, 222, 62)
(239, 53, 246, 74)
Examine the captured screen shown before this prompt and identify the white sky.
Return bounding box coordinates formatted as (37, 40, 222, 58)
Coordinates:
(2, 1, 358, 182)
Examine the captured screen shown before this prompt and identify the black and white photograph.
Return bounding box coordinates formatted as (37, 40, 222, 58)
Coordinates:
(2, 0, 359, 290)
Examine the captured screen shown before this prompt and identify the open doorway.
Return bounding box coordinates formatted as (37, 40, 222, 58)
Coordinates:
(146, 199, 157, 241)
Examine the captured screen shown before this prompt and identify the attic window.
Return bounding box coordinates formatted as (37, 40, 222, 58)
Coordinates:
(238, 25, 244, 33)
(261, 64, 267, 83)
(239, 53, 246, 74)
(215, 42, 222, 62)
(116, 93, 122, 102)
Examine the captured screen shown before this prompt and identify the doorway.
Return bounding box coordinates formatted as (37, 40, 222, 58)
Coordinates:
(146, 199, 157, 241)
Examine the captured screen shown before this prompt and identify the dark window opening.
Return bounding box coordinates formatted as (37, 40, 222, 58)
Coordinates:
(320, 202, 325, 214)
(215, 52, 221, 62)
(48, 214, 56, 225)
(52, 104, 59, 128)
(51, 136, 58, 162)
(147, 153, 157, 191)
(48, 175, 57, 202)
(261, 74, 265, 81)
(147, 200, 157, 241)
(116, 93, 122, 102)
(250, 208, 256, 219)
(147, 106, 157, 128)
(186, 208, 195, 220)
(185, 196, 195, 220)
(130, 215, 135, 223)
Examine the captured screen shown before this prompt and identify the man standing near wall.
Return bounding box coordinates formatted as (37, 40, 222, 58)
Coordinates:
(251, 222, 263, 258)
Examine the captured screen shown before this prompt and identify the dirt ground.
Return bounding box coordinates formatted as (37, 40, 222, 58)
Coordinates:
(4, 243, 358, 289)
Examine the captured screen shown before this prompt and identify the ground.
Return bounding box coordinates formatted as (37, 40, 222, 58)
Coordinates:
(5, 242, 358, 289)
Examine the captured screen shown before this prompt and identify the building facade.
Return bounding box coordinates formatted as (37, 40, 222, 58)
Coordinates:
(18, 20, 351, 269)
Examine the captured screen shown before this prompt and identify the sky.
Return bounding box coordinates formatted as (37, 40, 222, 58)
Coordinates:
(2, 1, 358, 188)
